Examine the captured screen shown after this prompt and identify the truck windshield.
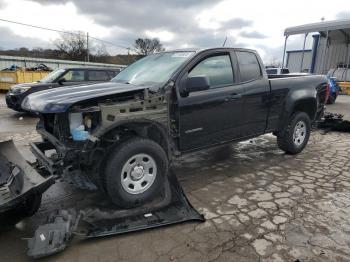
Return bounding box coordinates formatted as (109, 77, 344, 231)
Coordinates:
(40, 68, 66, 83)
(112, 51, 195, 87)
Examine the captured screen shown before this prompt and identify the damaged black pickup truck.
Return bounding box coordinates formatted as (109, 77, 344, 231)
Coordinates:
(1, 47, 329, 223)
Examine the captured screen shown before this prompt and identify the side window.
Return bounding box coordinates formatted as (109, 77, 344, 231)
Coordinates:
(236, 51, 262, 82)
(63, 70, 85, 82)
(88, 70, 110, 81)
(188, 54, 234, 88)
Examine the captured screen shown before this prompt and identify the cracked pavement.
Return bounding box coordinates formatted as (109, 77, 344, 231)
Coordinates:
(0, 94, 350, 261)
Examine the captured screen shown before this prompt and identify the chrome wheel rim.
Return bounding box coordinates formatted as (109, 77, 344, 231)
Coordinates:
(293, 120, 306, 147)
(121, 153, 157, 194)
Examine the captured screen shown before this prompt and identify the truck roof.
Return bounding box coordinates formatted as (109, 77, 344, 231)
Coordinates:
(58, 67, 121, 71)
(162, 47, 258, 54)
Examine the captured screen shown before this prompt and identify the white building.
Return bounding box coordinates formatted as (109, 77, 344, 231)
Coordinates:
(282, 19, 350, 80)
(286, 49, 312, 73)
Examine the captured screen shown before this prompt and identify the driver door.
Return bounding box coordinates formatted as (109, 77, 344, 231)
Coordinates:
(177, 51, 244, 151)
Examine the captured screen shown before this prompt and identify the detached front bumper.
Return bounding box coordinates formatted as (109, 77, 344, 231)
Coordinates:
(0, 140, 53, 213)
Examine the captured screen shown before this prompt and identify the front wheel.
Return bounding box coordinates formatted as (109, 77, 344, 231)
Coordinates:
(277, 111, 311, 155)
(102, 137, 168, 208)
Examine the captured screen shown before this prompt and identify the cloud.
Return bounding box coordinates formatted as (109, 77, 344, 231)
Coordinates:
(336, 11, 350, 19)
(5, 0, 255, 55)
(30, 0, 252, 50)
(0, 26, 51, 50)
(239, 30, 267, 39)
(32, 0, 215, 30)
(220, 18, 253, 30)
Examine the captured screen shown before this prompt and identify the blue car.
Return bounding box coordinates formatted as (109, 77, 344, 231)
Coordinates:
(327, 76, 341, 104)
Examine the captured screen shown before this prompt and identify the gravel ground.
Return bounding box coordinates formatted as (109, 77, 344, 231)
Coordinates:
(0, 93, 350, 262)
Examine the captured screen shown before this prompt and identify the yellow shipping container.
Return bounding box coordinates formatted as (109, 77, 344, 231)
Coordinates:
(0, 70, 50, 91)
(338, 81, 350, 95)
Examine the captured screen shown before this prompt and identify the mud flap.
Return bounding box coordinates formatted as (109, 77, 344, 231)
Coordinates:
(0, 140, 53, 225)
(27, 171, 204, 258)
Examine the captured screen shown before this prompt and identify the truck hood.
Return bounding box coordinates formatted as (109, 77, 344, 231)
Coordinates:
(10, 82, 52, 94)
(21, 82, 147, 113)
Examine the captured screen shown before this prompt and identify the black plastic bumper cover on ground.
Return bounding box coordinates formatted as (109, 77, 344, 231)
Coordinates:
(0, 140, 53, 215)
(27, 171, 205, 258)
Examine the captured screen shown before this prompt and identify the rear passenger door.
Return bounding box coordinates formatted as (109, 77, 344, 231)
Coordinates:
(235, 51, 270, 136)
(178, 51, 244, 151)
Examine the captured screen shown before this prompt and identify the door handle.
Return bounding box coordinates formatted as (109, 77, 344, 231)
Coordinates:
(225, 93, 242, 101)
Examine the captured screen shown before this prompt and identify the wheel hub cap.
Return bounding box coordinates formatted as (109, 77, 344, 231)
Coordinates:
(131, 165, 145, 181)
(121, 153, 157, 195)
(293, 120, 306, 147)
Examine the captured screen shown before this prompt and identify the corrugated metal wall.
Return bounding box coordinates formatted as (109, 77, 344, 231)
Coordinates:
(0, 55, 126, 70)
(314, 37, 350, 74)
(286, 51, 312, 73)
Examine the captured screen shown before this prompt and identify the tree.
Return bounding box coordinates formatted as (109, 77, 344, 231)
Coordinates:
(134, 38, 164, 56)
(54, 31, 88, 61)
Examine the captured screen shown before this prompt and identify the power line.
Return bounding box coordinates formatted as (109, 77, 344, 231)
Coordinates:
(89, 36, 129, 50)
(0, 17, 130, 50)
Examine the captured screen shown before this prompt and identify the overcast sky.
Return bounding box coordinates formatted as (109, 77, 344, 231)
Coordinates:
(0, 0, 350, 63)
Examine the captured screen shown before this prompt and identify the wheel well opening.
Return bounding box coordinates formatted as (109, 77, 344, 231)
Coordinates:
(102, 123, 170, 156)
(146, 125, 169, 155)
(293, 100, 316, 121)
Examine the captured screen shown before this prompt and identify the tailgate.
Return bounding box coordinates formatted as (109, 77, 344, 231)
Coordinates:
(0, 140, 53, 212)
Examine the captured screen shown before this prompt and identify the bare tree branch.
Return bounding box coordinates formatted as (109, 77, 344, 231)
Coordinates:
(134, 38, 165, 55)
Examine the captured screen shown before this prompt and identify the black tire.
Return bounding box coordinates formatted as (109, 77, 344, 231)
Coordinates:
(102, 137, 168, 208)
(277, 111, 311, 155)
(327, 94, 337, 104)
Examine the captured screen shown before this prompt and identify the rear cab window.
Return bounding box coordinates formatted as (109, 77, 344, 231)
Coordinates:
(236, 51, 262, 82)
(188, 54, 234, 88)
(88, 70, 110, 81)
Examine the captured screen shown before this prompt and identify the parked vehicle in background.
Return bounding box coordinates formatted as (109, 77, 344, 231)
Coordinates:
(327, 76, 341, 104)
(5, 67, 120, 112)
(266, 67, 290, 75)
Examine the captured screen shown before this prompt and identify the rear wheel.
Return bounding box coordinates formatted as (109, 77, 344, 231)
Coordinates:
(102, 137, 168, 208)
(277, 111, 311, 155)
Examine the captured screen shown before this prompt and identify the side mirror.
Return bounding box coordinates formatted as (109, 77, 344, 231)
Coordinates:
(58, 78, 66, 85)
(183, 76, 210, 95)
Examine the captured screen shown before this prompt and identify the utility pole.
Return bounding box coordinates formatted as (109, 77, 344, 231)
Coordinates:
(127, 47, 130, 64)
(86, 32, 90, 62)
(222, 36, 228, 47)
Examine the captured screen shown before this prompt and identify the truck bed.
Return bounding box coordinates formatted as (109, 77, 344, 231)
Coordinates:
(268, 74, 328, 122)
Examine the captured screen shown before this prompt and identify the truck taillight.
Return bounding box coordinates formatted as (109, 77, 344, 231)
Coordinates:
(325, 83, 330, 103)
